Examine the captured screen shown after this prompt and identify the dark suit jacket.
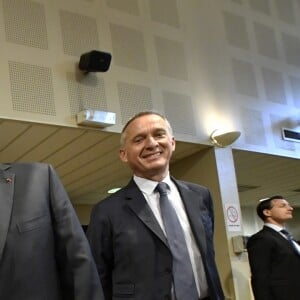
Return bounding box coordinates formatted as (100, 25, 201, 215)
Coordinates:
(87, 177, 224, 300)
(247, 225, 300, 300)
(0, 162, 104, 300)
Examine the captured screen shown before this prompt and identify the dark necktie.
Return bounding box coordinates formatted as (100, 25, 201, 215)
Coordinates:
(280, 229, 300, 256)
(156, 182, 198, 300)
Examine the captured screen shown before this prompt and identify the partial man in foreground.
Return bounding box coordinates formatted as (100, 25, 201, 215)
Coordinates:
(247, 195, 300, 300)
(87, 111, 224, 300)
(0, 162, 104, 300)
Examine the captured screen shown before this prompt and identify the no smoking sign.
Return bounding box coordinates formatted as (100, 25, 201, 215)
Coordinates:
(224, 203, 241, 231)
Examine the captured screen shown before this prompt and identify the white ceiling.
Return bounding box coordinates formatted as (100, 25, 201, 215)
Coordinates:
(1, 118, 300, 208)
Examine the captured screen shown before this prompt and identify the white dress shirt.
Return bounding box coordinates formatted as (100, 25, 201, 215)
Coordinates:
(134, 174, 208, 299)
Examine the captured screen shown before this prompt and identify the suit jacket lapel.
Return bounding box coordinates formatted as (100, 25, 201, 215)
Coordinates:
(174, 179, 208, 254)
(263, 226, 300, 254)
(125, 180, 168, 247)
(0, 164, 15, 261)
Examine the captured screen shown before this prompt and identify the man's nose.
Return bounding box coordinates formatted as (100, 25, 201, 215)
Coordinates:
(145, 136, 158, 147)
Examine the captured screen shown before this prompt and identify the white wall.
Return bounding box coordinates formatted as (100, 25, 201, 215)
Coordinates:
(1, 0, 300, 157)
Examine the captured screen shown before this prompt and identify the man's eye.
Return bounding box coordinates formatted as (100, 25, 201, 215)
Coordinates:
(134, 137, 143, 143)
(156, 132, 165, 137)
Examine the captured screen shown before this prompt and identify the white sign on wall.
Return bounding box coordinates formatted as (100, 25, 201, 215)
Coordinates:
(224, 203, 242, 232)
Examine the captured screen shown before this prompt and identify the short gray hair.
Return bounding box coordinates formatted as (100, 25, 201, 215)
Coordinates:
(120, 111, 173, 146)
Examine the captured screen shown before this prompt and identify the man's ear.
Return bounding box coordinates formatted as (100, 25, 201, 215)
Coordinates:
(263, 209, 271, 217)
(171, 136, 176, 152)
(119, 149, 128, 162)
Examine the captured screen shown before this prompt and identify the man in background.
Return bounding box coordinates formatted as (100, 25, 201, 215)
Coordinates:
(87, 111, 224, 300)
(0, 162, 104, 300)
(247, 195, 300, 300)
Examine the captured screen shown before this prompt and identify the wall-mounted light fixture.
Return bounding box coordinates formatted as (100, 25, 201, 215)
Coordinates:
(76, 109, 116, 128)
(210, 129, 241, 147)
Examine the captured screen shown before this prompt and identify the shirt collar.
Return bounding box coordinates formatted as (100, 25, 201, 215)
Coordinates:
(264, 223, 284, 232)
(133, 173, 172, 195)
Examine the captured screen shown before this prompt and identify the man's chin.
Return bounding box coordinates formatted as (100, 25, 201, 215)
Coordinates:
(146, 161, 167, 169)
(144, 163, 168, 174)
(143, 157, 165, 166)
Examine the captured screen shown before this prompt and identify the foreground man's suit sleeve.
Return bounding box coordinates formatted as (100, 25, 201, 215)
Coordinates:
(0, 162, 104, 300)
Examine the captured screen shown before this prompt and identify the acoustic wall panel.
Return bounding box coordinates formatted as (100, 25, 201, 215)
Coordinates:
(240, 108, 267, 146)
(9, 61, 55, 115)
(154, 36, 188, 81)
(289, 75, 300, 109)
(223, 11, 250, 51)
(106, 0, 139, 16)
(163, 91, 196, 136)
(117, 81, 153, 125)
(110, 23, 147, 72)
(249, 0, 271, 15)
(149, 0, 180, 28)
(231, 58, 258, 98)
(3, 0, 48, 49)
(60, 10, 99, 57)
(261, 67, 286, 104)
(253, 22, 279, 59)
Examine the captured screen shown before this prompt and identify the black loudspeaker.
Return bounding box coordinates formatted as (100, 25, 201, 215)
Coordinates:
(79, 50, 112, 72)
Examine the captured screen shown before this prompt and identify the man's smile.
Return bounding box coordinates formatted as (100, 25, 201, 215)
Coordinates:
(142, 151, 162, 159)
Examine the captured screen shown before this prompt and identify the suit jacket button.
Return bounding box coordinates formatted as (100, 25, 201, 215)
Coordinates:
(165, 267, 171, 273)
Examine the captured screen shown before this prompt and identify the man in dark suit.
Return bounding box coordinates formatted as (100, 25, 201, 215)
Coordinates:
(87, 111, 224, 300)
(0, 162, 104, 300)
(247, 195, 300, 300)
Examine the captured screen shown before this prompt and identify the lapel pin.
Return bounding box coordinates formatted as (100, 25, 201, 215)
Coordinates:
(5, 177, 12, 183)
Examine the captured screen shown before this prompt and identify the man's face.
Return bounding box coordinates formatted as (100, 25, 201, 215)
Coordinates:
(119, 114, 175, 180)
(264, 199, 294, 223)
